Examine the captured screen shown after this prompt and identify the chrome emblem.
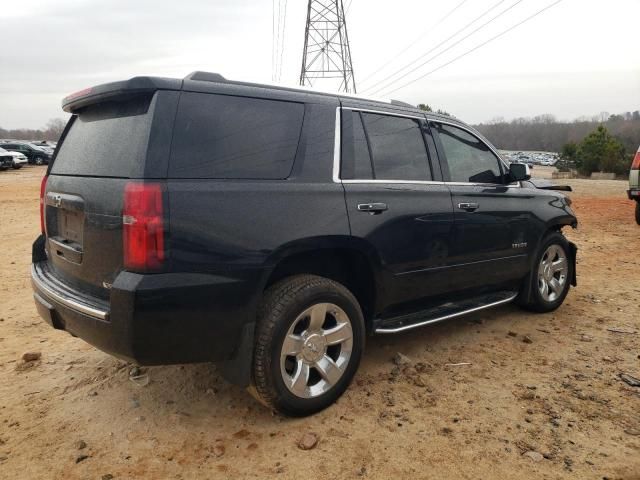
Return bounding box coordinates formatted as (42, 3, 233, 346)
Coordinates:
(512, 242, 527, 249)
(53, 194, 62, 207)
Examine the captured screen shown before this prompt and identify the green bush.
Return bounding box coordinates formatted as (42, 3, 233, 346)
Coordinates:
(574, 126, 628, 176)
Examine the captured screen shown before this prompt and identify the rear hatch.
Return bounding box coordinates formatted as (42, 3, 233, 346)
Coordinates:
(43, 82, 179, 299)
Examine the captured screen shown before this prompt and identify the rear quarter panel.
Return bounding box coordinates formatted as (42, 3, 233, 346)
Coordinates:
(166, 100, 349, 323)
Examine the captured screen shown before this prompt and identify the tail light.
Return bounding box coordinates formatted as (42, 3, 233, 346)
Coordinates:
(631, 146, 640, 170)
(123, 182, 165, 271)
(40, 175, 48, 233)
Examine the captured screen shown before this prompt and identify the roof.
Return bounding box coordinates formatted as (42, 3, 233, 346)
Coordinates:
(61, 70, 458, 125)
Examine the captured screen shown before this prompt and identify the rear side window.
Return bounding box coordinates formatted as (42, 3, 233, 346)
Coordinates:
(361, 112, 431, 181)
(51, 94, 154, 177)
(341, 111, 373, 179)
(169, 93, 304, 179)
(434, 123, 503, 184)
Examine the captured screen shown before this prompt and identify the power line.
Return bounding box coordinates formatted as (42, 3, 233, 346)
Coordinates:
(359, 0, 468, 85)
(278, 0, 288, 82)
(365, 0, 517, 96)
(382, 0, 564, 97)
(271, 0, 276, 81)
(274, 0, 282, 81)
(345, 0, 353, 13)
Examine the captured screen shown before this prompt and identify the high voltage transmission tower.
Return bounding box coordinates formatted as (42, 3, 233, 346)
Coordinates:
(299, 0, 356, 93)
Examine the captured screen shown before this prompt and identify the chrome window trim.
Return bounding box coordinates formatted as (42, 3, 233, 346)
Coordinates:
(341, 179, 445, 185)
(332, 107, 341, 183)
(332, 107, 521, 188)
(341, 106, 426, 121)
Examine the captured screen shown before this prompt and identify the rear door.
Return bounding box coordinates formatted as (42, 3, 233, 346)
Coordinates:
(340, 107, 454, 307)
(43, 90, 178, 299)
(430, 120, 533, 289)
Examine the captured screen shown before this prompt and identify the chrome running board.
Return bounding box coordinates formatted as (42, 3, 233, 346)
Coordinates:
(374, 290, 518, 334)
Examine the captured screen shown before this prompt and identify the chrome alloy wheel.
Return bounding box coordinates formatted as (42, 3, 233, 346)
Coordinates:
(280, 302, 353, 398)
(537, 244, 568, 302)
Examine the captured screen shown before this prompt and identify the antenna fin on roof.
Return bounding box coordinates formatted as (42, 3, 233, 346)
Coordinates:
(185, 72, 227, 83)
(390, 99, 414, 108)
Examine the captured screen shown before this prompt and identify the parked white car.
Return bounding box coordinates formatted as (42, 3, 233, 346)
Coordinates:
(0, 146, 28, 169)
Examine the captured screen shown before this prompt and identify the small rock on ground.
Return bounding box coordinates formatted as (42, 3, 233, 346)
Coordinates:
(393, 353, 412, 366)
(297, 432, 319, 450)
(523, 451, 544, 462)
(21, 352, 41, 362)
(213, 442, 225, 457)
(619, 373, 640, 387)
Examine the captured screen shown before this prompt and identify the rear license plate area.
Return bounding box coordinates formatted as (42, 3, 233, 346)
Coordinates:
(58, 209, 84, 245)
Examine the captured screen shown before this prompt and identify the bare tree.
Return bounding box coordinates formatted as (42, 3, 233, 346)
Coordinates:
(44, 118, 67, 141)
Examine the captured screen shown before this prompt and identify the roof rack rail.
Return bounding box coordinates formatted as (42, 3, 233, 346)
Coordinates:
(390, 99, 415, 108)
(185, 71, 227, 83)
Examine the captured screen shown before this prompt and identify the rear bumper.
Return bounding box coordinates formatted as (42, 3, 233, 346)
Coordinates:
(627, 189, 640, 200)
(31, 261, 260, 366)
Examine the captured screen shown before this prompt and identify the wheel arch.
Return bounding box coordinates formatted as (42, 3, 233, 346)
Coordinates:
(518, 224, 577, 307)
(222, 236, 384, 388)
(260, 236, 384, 327)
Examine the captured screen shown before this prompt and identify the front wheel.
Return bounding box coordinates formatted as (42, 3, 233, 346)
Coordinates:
(12, 162, 22, 169)
(34, 156, 44, 165)
(520, 232, 573, 313)
(635, 201, 640, 225)
(252, 275, 365, 416)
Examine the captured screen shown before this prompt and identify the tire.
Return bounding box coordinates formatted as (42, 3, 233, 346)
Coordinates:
(12, 162, 22, 169)
(34, 156, 44, 165)
(635, 201, 640, 226)
(252, 274, 365, 416)
(520, 231, 573, 313)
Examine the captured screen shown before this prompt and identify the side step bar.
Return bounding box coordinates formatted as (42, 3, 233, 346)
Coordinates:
(374, 290, 518, 334)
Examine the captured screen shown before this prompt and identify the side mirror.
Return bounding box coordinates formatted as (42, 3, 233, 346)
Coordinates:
(509, 163, 531, 181)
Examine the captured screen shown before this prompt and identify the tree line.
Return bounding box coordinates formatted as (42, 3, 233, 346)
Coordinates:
(472, 111, 640, 154)
(0, 118, 67, 142)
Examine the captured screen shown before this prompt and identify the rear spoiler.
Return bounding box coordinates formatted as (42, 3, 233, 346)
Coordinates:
(61, 76, 182, 113)
(62, 72, 230, 113)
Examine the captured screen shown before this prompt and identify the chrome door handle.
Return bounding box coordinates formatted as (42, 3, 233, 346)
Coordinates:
(458, 202, 479, 212)
(357, 203, 388, 214)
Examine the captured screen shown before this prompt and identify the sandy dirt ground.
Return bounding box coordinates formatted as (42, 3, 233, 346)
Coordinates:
(0, 166, 639, 480)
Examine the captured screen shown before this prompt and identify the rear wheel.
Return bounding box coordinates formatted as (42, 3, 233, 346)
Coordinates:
(252, 275, 364, 416)
(520, 232, 573, 313)
(635, 201, 640, 225)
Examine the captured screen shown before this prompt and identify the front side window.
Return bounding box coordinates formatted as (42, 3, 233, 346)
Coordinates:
(434, 123, 503, 184)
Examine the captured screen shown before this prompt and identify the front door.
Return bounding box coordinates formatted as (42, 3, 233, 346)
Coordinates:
(340, 108, 455, 308)
(430, 121, 533, 290)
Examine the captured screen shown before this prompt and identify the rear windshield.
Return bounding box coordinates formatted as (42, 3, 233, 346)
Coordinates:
(51, 94, 153, 177)
(169, 92, 304, 179)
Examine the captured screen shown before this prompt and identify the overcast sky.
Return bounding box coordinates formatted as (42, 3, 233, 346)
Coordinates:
(1, 0, 638, 129)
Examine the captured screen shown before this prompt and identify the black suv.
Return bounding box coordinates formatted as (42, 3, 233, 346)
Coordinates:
(31, 72, 578, 416)
(1, 141, 51, 165)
